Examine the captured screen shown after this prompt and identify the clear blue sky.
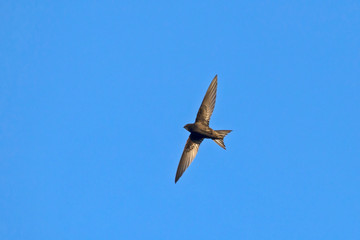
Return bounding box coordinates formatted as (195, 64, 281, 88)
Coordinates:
(1, 1, 359, 239)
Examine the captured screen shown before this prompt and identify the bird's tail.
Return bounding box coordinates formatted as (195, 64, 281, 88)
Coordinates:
(213, 130, 232, 150)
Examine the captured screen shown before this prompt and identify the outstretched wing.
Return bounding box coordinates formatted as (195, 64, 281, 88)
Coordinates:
(195, 75, 217, 126)
(175, 134, 204, 183)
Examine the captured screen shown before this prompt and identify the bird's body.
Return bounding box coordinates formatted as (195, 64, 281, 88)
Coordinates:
(184, 122, 218, 139)
(175, 75, 232, 183)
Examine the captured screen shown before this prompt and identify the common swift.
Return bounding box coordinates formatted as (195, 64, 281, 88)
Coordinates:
(175, 75, 232, 183)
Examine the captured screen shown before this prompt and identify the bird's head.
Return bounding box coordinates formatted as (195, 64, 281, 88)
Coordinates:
(184, 123, 192, 132)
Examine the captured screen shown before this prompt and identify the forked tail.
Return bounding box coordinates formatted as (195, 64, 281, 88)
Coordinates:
(213, 130, 232, 150)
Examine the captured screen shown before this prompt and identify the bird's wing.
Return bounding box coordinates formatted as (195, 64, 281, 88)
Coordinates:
(175, 134, 203, 183)
(195, 75, 217, 126)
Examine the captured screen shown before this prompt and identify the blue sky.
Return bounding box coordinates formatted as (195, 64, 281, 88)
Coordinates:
(1, 1, 359, 239)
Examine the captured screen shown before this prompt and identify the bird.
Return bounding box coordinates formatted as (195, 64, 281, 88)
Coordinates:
(175, 75, 232, 183)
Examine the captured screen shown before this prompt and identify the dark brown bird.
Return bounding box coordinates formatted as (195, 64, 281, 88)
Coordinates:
(175, 75, 232, 183)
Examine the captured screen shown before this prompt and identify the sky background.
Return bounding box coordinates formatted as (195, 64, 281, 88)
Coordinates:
(1, 1, 360, 239)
